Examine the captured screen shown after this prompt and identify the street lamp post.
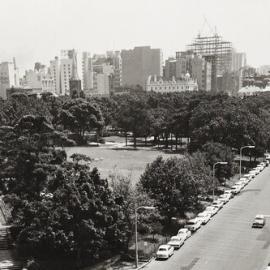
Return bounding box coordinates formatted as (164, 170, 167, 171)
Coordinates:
(212, 161, 228, 199)
(240, 145, 255, 179)
(135, 206, 155, 268)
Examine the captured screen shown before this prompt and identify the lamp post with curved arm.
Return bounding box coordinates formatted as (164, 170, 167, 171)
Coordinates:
(212, 161, 228, 199)
(135, 206, 155, 268)
(240, 145, 255, 179)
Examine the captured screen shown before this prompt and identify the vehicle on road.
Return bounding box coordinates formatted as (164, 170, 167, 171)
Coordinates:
(197, 211, 211, 224)
(205, 206, 219, 216)
(212, 199, 224, 210)
(167, 236, 185, 249)
(239, 177, 249, 185)
(243, 174, 252, 181)
(264, 262, 270, 269)
(219, 194, 230, 203)
(223, 189, 234, 198)
(248, 170, 257, 178)
(177, 228, 191, 240)
(184, 218, 202, 232)
(156, 244, 174, 259)
(235, 181, 245, 189)
(231, 185, 242, 194)
(252, 215, 266, 228)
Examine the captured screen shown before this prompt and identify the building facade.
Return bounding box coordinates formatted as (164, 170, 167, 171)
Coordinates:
(121, 46, 162, 88)
(146, 74, 198, 93)
(49, 57, 61, 95)
(82, 52, 94, 91)
(0, 59, 19, 99)
(231, 52, 246, 72)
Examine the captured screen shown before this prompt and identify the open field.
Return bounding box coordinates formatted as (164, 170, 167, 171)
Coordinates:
(65, 136, 179, 184)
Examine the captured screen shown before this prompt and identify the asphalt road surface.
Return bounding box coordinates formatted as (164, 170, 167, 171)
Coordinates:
(144, 167, 270, 270)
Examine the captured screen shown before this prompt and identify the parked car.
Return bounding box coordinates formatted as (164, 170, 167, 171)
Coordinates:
(156, 244, 174, 259)
(265, 262, 270, 270)
(184, 218, 202, 232)
(205, 206, 219, 216)
(234, 181, 245, 189)
(177, 228, 191, 240)
(223, 189, 234, 198)
(239, 177, 249, 185)
(248, 171, 257, 178)
(197, 211, 211, 224)
(212, 199, 224, 210)
(266, 160, 269, 166)
(231, 185, 242, 194)
(252, 215, 266, 228)
(243, 174, 252, 182)
(256, 165, 264, 172)
(219, 194, 230, 203)
(167, 236, 185, 249)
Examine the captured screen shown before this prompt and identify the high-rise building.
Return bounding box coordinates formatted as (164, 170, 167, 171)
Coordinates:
(187, 34, 233, 91)
(121, 46, 163, 89)
(0, 59, 19, 99)
(82, 52, 94, 91)
(60, 50, 74, 95)
(69, 49, 82, 97)
(231, 52, 246, 72)
(174, 51, 212, 91)
(164, 58, 176, 80)
(49, 57, 61, 94)
(107, 51, 122, 89)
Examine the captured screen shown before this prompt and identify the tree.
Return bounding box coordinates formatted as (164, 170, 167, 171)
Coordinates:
(138, 155, 212, 221)
(57, 98, 104, 144)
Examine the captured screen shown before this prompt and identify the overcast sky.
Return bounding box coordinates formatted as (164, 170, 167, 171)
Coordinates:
(1, 0, 270, 72)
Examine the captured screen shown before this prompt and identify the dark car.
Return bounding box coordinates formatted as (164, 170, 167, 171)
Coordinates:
(252, 215, 266, 228)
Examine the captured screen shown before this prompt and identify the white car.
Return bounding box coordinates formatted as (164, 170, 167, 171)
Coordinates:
(197, 211, 211, 224)
(156, 244, 174, 259)
(265, 262, 270, 270)
(243, 174, 252, 181)
(167, 236, 185, 249)
(212, 200, 224, 210)
(239, 177, 249, 185)
(234, 182, 245, 190)
(256, 165, 264, 172)
(177, 228, 191, 240)
(184, 218, 202, 232)
(231, 185, 242, 194)
(248, 171, 256, 178)
(205, 206, 219, 216)
(223, 189, 233, 198)
(219, 194, 230, 203)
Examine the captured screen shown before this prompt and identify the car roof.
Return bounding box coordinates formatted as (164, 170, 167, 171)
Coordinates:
(179, 228, 188, 232)
(255, 214, 264, 219)
(159, 244, 169, 249)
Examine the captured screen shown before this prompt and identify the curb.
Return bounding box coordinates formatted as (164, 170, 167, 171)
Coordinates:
(136, 257, 154, 270)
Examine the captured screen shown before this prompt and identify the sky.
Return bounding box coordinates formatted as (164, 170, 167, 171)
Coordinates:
(1, 0, 270, 73)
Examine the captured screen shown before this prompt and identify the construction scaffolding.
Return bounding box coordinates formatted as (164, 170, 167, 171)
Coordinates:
(187, 34, 233, 91)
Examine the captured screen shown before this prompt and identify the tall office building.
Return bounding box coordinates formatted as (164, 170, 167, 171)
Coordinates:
(164, 58, 176, 80)
(69, 50, 82, 97)
(82, 52, 94, 91)
(174, 51, 212, 91)
(60, 50, 75, 95)
(0, 59, 19, 99)
(49, 57, 61, 94)
(107, 51, 122, 89)
(121, 46, 162, 89)
(231, 52, 246, 72)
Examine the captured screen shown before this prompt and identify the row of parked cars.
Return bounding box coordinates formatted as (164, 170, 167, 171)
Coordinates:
(156, 160, 269, 260)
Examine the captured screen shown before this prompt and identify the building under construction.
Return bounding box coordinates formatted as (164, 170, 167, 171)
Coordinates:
(187, 34, 233, 91)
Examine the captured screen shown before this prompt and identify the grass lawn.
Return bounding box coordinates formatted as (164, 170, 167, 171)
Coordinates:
(65, 136, 179, 184)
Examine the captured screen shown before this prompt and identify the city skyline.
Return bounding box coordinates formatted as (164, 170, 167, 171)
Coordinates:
(1, 0, 270, 71)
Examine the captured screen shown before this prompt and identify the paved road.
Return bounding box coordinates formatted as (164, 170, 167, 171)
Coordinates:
(144, 166, 270, 270)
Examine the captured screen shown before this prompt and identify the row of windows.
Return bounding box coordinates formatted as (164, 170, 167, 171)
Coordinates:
(150, 85, 190, 90)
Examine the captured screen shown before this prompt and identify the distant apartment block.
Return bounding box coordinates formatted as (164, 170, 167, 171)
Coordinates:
(0, 59, 19, 99)
(82, 52, 94, 91)
(121, 46, 162, 89)
(231, 52, 246, 72)
(146, 74, 198, 93)
(49, 57, 61, 94)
